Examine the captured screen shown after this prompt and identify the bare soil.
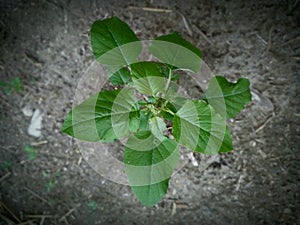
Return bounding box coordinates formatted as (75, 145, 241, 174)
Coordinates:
(0, 0, 299, 224)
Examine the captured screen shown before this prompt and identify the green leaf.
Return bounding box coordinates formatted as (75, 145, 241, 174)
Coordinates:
(62, 88, 139, 142)
(149, 116, 166, 141)
(160, 107, 175, 122)
(131, 61, 167, 96)
(129, 110, 140, 132)
(124, 131, 179, 206)
(173, 100, 232, 154)
(159, 96, 188, 122)
(171, 72, 180, 81)
(87, 201, 98, 211)
(24, 145, 36, 160)
(131, 61, 170, 79)
(91, 17, 141, 66)
(45, 172, 60, 192)
(109, 67, 131, 85)
(169, 96, 188, 111)
(130, 179, 170, 207)
(138, 110, 152, 131)
(155, 32, 202, 58)
(204, 76, 252, 118)
(11, 77, 21, 93)
(0, 77, 21, 95)
(1, 161, 12, 171)
(149, 32, 202, 72)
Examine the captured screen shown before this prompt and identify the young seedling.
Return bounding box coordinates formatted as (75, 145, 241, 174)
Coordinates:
(1, 160, 12, 171)
(87, 200, 98, 211)
(0, 77, 21, 95)
(62, 17, 252, 207)
(44, 171, 60, 192)
(23, 145, 36, 161)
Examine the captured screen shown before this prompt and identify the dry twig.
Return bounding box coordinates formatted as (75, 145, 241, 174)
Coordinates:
(24, 187, 51, 206)
(278, 36, 300, 47)
(17, 220, 36, 225)
(177, 11, 192, 36)
(0, 201, 21, 223)
(0, 214, 16, 224)
(192, 25, 212, 45)
(128, 6, 172, 13)
(266, 26, 274, 53)
(255, 113, 275, 133)
(31, 140, 48, 146)
(256, 33, 268, 47)
(0, 97, 13, 109)
(0, 172, 11, 183)
(40, 216, 45, 225)
(59, 204, 80, 222)
(175, 202, 189, 209)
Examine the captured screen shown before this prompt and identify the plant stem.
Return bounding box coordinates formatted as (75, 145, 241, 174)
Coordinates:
(163, 108, 174, 115)
(165, 68, 172, 95)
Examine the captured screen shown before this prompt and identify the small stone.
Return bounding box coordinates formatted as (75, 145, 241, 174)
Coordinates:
(22, 105, 33, 117)
(172, 189, 177, 195)
(250, 140, 256, 147)
(187, 152, 199, 167)
(28, 109, 43, 137)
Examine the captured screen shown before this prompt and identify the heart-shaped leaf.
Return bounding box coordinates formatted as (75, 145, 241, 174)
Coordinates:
(149, 116, 167, 141)
(124, 131, 179, 206)
(204, 76, 252, 118)
(131, 61, 167, 96)
(149, 32, 202, 72)
(173, 100, 232, 154)
(62, 88, 139, 142)
(91, 17, 141, 66)
(109, 67, 132, 85)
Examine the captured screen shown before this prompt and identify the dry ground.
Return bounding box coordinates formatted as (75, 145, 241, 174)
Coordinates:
(0, 0, 299, 224)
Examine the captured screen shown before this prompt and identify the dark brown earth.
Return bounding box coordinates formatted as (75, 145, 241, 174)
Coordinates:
(0, 0, 299, 224)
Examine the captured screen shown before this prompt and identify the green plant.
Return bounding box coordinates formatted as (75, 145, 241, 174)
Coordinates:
(23, 145, 36, 160)
(0, 77, 21, 95)
(1, 160, 12, 171)
(62, 17, 251, 207)
(87, 200, 98, 211)
(43, 171, 60, 192)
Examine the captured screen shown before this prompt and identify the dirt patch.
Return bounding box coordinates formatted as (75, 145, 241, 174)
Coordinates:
(0, 0, 299, 224)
